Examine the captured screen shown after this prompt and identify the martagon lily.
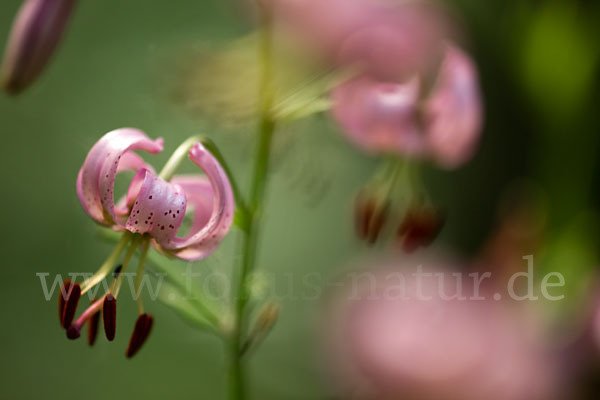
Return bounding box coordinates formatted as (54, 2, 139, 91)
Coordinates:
(59, 128, 235, 357)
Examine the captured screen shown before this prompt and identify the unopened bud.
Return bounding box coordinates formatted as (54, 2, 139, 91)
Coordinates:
(2, 0, 77, 95)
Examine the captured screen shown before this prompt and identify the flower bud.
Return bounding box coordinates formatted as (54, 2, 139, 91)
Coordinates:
(2, 0, 77, 95)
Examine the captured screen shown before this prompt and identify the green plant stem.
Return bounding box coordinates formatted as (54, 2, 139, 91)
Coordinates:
(229, 5, 275, 399)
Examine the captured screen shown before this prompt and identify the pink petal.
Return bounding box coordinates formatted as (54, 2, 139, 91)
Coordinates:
(425, 44, 483, 169)
(76, 128, 163, 227)
(337, 1, 448, 81)
(169, 175, 214, 237)
(332, 76, 426, 156)
(159, 143, 235, 261)
(1, 0, 76, 94)
(125, 170, 187, 240)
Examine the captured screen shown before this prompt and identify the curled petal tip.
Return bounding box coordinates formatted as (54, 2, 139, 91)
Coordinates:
(425, 44, 483, 168)
(77, 128, 163, 227)
(156, 143, 235, 261)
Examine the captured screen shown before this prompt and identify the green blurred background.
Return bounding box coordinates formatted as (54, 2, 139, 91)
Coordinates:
(0, 0, 599, 399)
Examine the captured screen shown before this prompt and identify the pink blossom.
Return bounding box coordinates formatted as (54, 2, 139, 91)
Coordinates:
(1, 0, 77, 94)
(274, 0, 448, 80)
(77, 128, 235, 261)
(333, 44, 482, 168)
(327, 263, 557, 400)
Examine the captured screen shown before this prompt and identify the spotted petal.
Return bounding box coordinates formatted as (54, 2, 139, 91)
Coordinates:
(160, 143, 235, 261)
(125, 170, 187, 240)
(76, 128, 164, 227)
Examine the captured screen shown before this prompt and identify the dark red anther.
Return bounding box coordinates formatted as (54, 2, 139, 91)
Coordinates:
(397, 207, 444, 253)
(66, 325, 81, 340)
(103, 294, 117, 341)
(58, 280, 71, 326)
(355, 192, 375, 240)
(354, 191, 389, 244)
(87, 305, 101, 346)
(126, 314, 154, 358)
(61, 282, 81, 329)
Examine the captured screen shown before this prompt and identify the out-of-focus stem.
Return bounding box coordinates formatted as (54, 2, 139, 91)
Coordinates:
(229, 3, 275, 399)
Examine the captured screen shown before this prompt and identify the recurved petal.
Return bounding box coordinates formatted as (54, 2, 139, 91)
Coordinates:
(425, 44, 483, 169)
(76, 128, 163, 227)
(332, 76, 425, 157)
(2, 0, 76, 95)
(158, 143, 235, 261)
(169, 175, 214, 236)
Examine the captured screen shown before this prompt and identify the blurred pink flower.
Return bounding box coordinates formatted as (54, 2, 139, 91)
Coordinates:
(77, 128, 235, 261)
(327, 263, 557, 400)
(333, 44, 482, 168)
(1, 0, 77, 94)
(274, 0, 448, 80)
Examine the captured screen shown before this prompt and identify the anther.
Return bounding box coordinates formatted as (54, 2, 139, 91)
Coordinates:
(397, 207, 444, 253)
(61, 282, 81, 329)
(66, 325, 81, 340)
(103, 294, 117, 341)
(58, 280, 71, 326)
(113, 264, 123, 278)
(87, 303, 101, 346)
(125, 314, 154, 358)
(354, 191, 389, 244)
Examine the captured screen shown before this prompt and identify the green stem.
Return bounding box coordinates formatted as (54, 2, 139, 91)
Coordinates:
(229, 5, 275, 399)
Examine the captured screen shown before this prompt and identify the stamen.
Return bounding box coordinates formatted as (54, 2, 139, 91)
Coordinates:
(58, 280, 72, 326)
(103, 294, 117, 341)
(66, 296, 104, 340)
(113, 264, 123, 278)
(87, 302, 101, 346)
(111, 235, 143, 298)
(81, 232, 132, 295)
(134, 240, 151, 315)
(125, 313, 154, 358)
(61, 282, 81, 329)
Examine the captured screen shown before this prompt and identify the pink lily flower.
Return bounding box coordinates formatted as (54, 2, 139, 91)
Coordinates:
(76, 128, 235, 261)
(332, 44, 482, 169)
(2, 0, 77, 95)
(58, 128, 234, 357)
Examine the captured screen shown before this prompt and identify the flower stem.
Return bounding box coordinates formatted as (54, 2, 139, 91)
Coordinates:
(229, 4, 275, 399)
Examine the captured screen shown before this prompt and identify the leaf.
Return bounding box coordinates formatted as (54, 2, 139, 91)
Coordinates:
(170, 33, 345, 125)
(157, 282, 218, 333)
